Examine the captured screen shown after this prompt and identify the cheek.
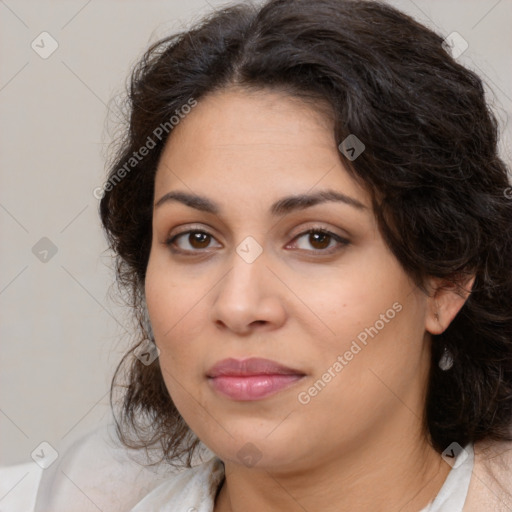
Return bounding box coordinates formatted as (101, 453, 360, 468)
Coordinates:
(293, 257, 415, 353)
(145, 251, 197, 338)
(299, 256, 427, 401)
(145, 256, 209, 381)
(295, 296, 428, 442)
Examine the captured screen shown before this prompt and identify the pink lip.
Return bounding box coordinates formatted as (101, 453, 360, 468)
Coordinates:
(206, 358, 306, 401)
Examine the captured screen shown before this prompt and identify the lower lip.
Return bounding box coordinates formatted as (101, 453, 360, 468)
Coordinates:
(208, 374, 304, 401)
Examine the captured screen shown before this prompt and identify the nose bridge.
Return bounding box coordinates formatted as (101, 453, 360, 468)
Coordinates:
(221, 238, 268, 301)
(211, 238, 284, 331)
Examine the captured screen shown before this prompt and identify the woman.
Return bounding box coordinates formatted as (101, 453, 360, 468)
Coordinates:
(26, 0, 512, 510)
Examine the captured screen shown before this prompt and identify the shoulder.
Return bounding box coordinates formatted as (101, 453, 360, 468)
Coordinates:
(129, 455, 225, 511)
(32, 422, 180, 511)
(3, 421, 213, 512)
(464, 438, 512, 511)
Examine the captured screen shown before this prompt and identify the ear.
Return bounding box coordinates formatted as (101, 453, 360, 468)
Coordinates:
(425, 274, 475, 335)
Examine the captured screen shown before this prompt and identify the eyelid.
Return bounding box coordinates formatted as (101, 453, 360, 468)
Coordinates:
(287, 222, 349, 242)
(286, 227, 350, 254)
(165, 224, 222, 251)
(164, 222, 350, 255)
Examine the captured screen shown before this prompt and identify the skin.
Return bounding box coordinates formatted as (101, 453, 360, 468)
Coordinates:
(144, 87, 473, 512)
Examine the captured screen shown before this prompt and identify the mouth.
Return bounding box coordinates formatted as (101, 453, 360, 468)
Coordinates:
(206, 357, 306, 401)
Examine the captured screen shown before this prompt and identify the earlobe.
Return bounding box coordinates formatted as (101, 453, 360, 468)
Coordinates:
(425, 275, 475, 335)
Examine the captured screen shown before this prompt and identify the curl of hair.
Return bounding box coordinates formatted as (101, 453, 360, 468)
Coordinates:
(99, 0, 512, 467)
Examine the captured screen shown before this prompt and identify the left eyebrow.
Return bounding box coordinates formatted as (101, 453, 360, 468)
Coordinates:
(154, 189, 367, 216)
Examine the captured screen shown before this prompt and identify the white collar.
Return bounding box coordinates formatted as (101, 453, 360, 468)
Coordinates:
(420, 443, 474, 512)
(129, 456, 224, 511)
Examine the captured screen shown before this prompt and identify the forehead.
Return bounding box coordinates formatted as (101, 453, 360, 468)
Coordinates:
(175, 86, 335, 141)
(153, 87, 369, 207)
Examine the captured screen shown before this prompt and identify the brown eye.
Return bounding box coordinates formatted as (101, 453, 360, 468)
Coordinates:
(308, 231, 331, 250)
(165, 227, 349, 256)
(289, 228, 350, 254)
(165, 230, 221, 253)
(187, 231, 211, 249)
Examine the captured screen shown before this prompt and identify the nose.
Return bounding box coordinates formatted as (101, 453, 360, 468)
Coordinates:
(211, 246, 287, 335)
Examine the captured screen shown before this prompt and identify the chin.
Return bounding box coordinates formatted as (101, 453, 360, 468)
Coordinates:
(202, 426, 306, 470)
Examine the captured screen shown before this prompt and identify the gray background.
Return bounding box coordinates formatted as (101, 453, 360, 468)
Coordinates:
(1, 0, 511, 466)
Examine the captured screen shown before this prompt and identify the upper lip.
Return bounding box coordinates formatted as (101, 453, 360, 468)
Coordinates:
(206, 357, 305, 378)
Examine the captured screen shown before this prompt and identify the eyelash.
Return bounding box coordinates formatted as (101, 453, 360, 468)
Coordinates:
(164, 226, 350, 256)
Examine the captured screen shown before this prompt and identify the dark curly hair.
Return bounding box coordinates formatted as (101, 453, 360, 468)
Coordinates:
(99, 0, 512, 467)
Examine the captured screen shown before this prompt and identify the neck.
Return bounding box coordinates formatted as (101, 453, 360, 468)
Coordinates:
(214, 416, 451, 512)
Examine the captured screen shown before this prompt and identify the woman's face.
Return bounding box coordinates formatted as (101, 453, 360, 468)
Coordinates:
(145, 87, 436, 470)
